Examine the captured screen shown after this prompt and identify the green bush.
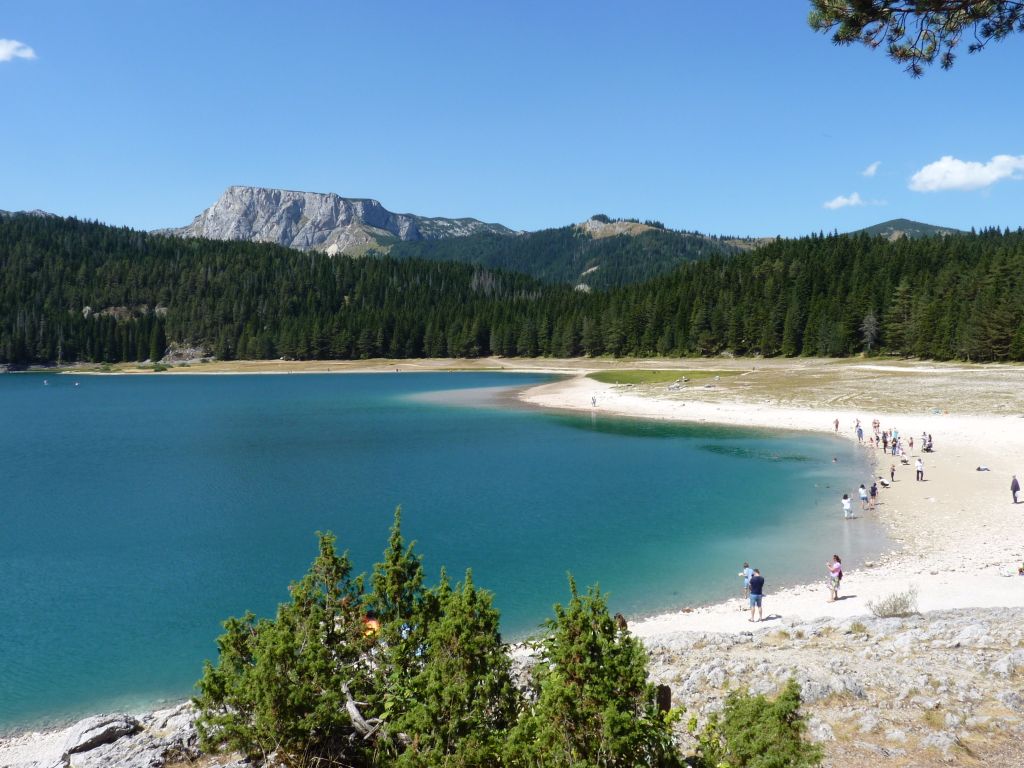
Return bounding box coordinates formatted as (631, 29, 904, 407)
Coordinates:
(693, 679, 822, 768)
(195, 514, 823, 767)
(194, 532, 373, 764)
(506, 579, 682, 768)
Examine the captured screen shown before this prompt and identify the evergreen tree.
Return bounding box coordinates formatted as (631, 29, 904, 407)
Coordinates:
(194, 532, 371, 764)
(394, 570, 519, 767)
(693, 678, 822, 768)
(148, 321, 166, 362)
(507, 579, 680, 768)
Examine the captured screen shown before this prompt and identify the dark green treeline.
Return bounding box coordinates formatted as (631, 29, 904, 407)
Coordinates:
(383, 224, 738, 289)
(2, 214, 1023, 364)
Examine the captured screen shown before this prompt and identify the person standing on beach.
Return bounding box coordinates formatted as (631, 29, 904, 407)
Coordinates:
(833, 418, 839, 434)
(916, 457, 924, 481)
(827, 554, 843, 601)
(890, 464, 896, 483)
(842, 493, 853, 519)
(748, 569, 764, 622)
(869, 480, 878, 508)
(738, 562, 753, 599)
(858, 484, 869, 511)
(1012, 475, 1020, 504)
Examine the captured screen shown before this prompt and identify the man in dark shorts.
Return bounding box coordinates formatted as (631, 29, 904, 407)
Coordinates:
(748, 568, 765, 622)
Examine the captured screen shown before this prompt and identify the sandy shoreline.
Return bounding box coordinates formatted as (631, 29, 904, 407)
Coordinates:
(517, 363, 1024, 639)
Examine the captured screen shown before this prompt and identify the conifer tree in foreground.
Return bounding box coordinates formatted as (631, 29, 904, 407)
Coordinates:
(194, 532, 372, 764)
(194, 513, 821, 767)
(505, 579, 681, 768)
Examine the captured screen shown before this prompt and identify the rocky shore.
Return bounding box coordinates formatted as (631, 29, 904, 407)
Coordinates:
(645, 606, 1024, 767)
(4, 606, 1021, 768)
(0, 703, 242, 768)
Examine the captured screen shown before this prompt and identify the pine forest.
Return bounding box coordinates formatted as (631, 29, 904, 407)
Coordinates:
(2, 214, 1023, 365)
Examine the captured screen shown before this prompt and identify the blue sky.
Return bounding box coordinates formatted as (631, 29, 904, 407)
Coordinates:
(2, 0, 1022, 236)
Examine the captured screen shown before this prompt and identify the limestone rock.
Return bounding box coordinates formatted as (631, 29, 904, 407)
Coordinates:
(63, 716, 139, 757)
(159, 186, 515, 255)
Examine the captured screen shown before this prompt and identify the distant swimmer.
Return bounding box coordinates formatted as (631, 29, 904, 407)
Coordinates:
(43, 379, 48, 386)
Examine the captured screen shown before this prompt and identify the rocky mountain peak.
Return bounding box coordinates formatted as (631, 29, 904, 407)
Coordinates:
(159, 186, 514, 255)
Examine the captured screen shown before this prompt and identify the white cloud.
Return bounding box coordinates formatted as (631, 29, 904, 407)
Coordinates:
(862, 161, 881, 177)
(909, 154, 1024, 192)
(0, 39, 36, 62)
(823, 192, 865, 210)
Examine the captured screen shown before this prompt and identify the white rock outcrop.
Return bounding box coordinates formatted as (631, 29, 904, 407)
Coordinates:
(159, 186, 514, 255)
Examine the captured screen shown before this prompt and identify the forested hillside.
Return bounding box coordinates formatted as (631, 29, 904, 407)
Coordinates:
(382, 223, 738, 289)
(2, 214, 1023, 364)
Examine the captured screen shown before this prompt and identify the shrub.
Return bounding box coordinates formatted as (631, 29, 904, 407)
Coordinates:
(848, 621, 869, 635)
(506, 579, 682, 767)
(868, 587, 919, 618)
(196, 515, 689, 767)
(392, 570, 518, 767)
(693, 678, 822, 768)
(194, 532, 372, 765)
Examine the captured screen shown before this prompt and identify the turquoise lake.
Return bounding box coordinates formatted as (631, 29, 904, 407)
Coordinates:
(0, 371, 881, 733)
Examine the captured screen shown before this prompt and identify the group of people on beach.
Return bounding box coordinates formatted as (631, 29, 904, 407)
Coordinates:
(725, 414, 1018, 628)
(736, 553, 844, 621)
(836, 416, 938, 518)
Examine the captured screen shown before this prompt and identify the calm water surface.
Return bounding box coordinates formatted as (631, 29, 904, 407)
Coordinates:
(0, 372, 881, 732)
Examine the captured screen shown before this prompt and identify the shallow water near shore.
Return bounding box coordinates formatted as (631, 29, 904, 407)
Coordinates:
(0, 371, 882, 733)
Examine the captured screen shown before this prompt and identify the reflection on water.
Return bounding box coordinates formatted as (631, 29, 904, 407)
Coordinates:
(699, 444, 816, 462)
(553, 412, 769, 441)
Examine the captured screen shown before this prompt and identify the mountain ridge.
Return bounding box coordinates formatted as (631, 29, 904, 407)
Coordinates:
(853, 218, 963, 240)
(157, 185, 516, 255)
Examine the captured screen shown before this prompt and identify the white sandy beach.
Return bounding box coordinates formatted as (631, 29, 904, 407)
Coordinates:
(519, 365, 1024, 638)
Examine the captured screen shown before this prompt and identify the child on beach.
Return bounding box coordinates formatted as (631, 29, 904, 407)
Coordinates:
(858, 484, 869, 510)
(842, 494, 853, 519)
(738, 562, 753, 600)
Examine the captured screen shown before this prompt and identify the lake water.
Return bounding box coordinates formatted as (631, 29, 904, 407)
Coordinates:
(0, 371, 882, 733)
